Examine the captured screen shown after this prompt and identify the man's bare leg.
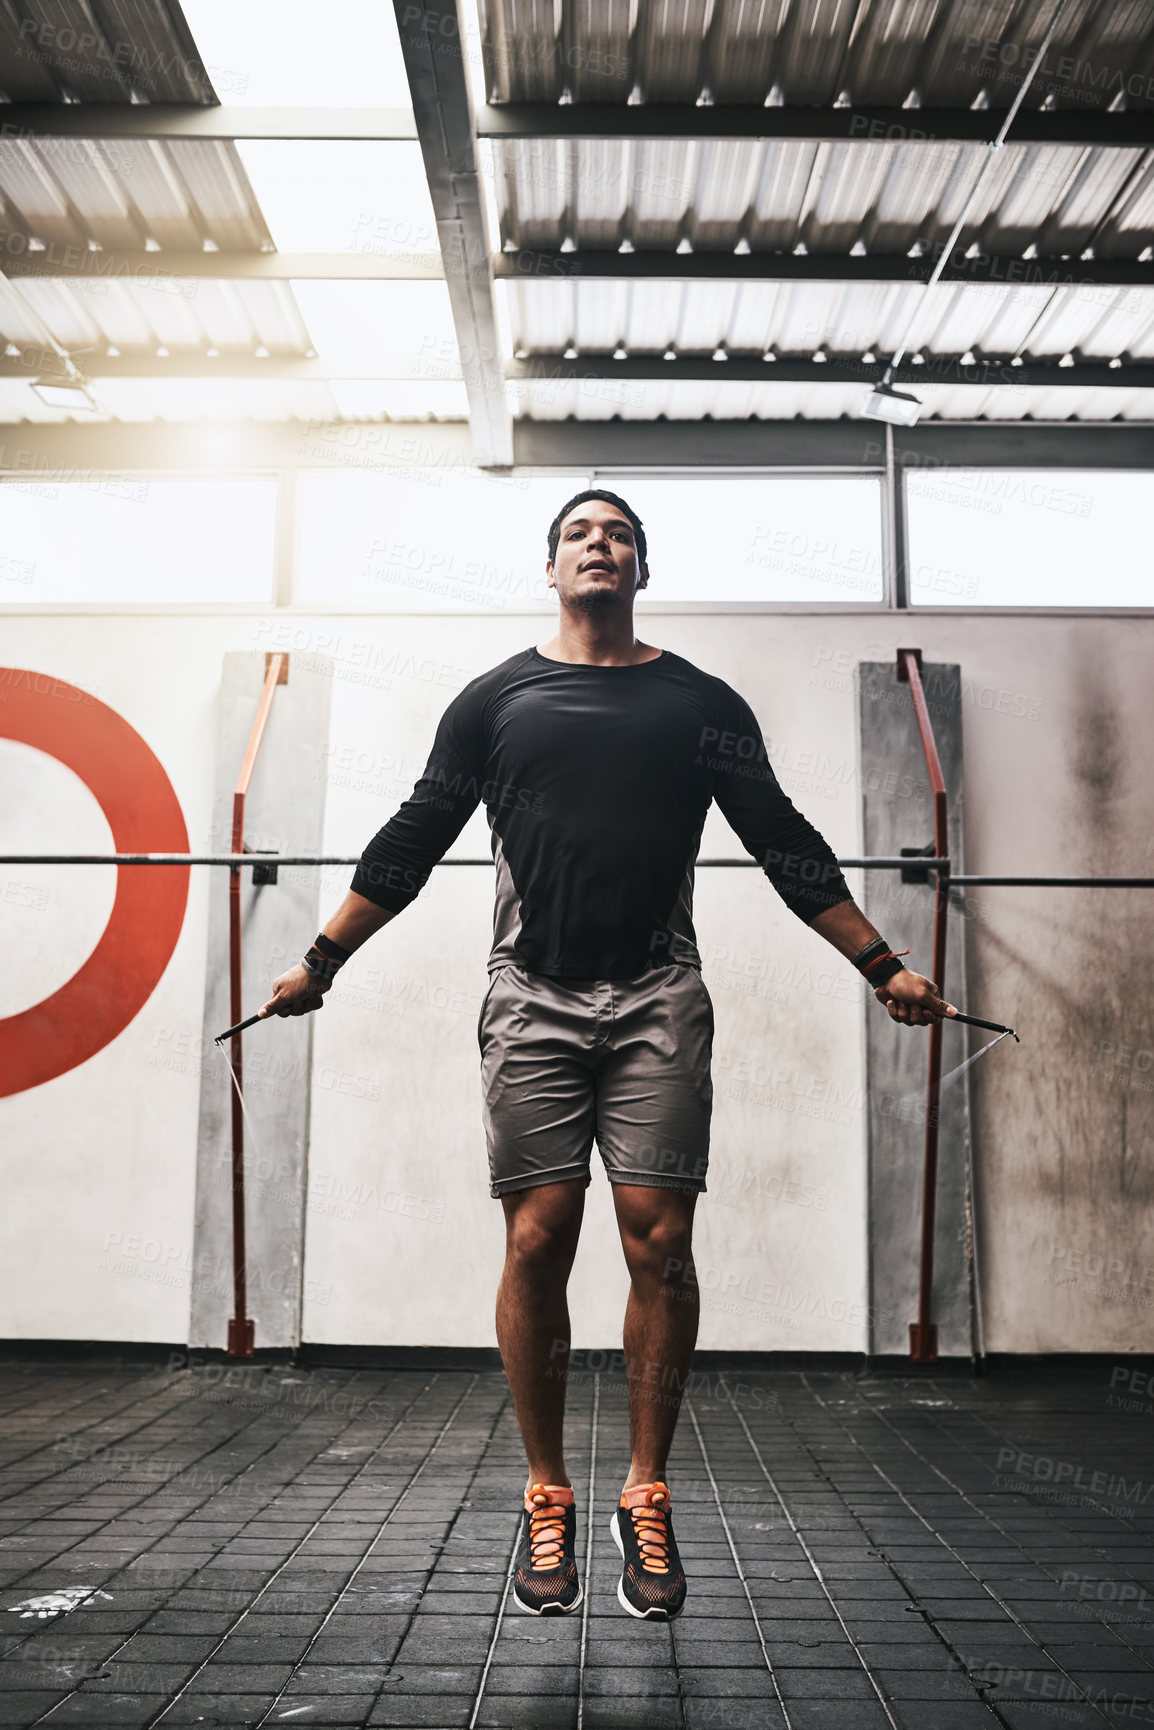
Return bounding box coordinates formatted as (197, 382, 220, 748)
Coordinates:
(496, 1180, 587, 1493)
(611, 1184, 700, 1488)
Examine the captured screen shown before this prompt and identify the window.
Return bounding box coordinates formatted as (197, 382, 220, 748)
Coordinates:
(297, 468, 589, 609)
(595, 475, 886, 603)
(0, 478, 277, 604)
(905, 469, 1151, 607)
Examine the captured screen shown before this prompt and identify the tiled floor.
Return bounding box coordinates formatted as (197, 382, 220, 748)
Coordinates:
(0, 1357, 1151, 1728)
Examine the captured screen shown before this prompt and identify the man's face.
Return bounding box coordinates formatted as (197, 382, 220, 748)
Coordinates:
(546, 499, 648, 610)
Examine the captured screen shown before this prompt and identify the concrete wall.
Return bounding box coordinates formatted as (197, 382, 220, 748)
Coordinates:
(190, 652, 333, 1352)
(857, 660, 975, 1359)
(0, 609, 1150, 1354)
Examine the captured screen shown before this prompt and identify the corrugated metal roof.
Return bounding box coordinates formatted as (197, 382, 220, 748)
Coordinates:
(0, 1, 216, 103)
(479, 0, 1154, 425)
(0, 137, 274, 251)
(481, 0, 1154, 109)
(0, 276, 312, 354)
(0, 0, 1150, 430)
(489, 137, 1154, 257)
(500, 277, 1154, 362)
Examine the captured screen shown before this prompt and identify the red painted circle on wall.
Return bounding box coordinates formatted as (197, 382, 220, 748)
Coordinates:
(0, 670, 190, 1097)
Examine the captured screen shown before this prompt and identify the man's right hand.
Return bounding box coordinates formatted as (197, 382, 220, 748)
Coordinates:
(260, 963, 331, 1019)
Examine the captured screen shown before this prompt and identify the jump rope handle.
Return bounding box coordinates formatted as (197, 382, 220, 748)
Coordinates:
(947, 1010, 1018, 1041)
(214, 1011, 265, 1044)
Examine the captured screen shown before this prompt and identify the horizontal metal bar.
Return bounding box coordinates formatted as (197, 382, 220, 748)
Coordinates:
(0, 420, 479, 472)
(510, 354, 1154, 390)
(0, 104, 418, 140)
(4, 101, 1146, 150)
(478, 103, 1154, 148)
(0, 418, 1149, 476)
(6, 249, 1147, 296)
(13, 248, 1144, 291)
(949, 875, 1154, 887)
(2, 252, 443, 285)
(0, 354, 455, 384)
(5, 858, 1150, 887)
(515, 420, 1154, 472)
(495, 251, 1154, 290)
(0, 854, 947, 869)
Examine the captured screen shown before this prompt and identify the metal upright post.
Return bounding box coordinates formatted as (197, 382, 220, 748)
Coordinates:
(897, 648, 949, 1363)
(226, 651, 288, 1356)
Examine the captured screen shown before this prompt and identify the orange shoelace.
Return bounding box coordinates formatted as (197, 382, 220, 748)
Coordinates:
(626, 1485, 672, 1574)
(525, 1485, 569, 1570)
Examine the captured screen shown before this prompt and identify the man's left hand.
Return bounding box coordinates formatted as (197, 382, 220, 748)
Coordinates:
(875, 968, 956, 1027)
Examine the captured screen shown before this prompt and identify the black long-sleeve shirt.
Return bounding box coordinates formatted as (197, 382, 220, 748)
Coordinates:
(352, 646, 852, 979)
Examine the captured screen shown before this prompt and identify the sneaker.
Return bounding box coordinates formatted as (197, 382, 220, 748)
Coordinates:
(512, 1482, 582, 1615)
(609, 1481, 687, 1619)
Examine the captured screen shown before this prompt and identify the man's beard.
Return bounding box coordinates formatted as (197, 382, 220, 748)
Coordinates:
(568, 585, 621, 615)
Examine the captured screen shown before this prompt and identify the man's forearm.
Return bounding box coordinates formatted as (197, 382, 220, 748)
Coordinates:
(809, 897, 954, 1024)
(808, 898, 881, 963)
(322, 890, 398, 955)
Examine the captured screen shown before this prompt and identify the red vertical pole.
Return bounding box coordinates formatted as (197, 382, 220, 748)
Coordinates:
(897, 649, 949, 1364)
(226, 652, 288, 1358)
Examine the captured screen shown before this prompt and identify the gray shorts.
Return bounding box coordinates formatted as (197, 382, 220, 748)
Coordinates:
(477, 962, 714, 1199)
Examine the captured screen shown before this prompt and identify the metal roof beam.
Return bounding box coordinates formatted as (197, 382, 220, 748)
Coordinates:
(495, 250, 1154, 289)
(0, 354, 453, 382)
(0, 419, 1150, 472)
(514, 420, 1154, 469)
(2, 250, 442, 282)
(0, 105, 418, 140)
(4, 102, 1148, 150)
(5, 247, 1146, 290)
(5, 352, 1147, 389)
(509, 354, 1154, 389)
(390, 0, 512, 467)
(478, 103, 1154, 148)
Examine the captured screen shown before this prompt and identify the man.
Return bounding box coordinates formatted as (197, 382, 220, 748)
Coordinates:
(261, 488, 953, 1622)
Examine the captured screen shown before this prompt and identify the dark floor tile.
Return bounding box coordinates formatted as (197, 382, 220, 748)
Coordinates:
(777, 1706, 894, 1730)
(992, 1709, 1103, 1730)
(30, 1693, 172, 1725)
(473, 1698, 577, 1728)
(889, 1706, 1003, 1729)
(181, 1660, 300, 1692)
(0, 1696, 70, 1727)
(156, 1698, 276, 1726)
(580, 1701, 683, 1729)
(480, 1664, 578, 1696)
(373, 1666, 482, 1695)
(773, 1666, 882, 1700)
(368, 1699, 473, 1727)
(581, 1668, 680, 1697)
(682, 1701, 789, 1730)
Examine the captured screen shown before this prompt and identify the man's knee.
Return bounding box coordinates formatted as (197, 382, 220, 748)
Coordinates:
(504, 1193, 582, 1271)
(619, 1205, 694, 1278)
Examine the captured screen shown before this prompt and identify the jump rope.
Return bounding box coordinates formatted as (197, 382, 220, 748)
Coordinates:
(214, 1007, 1018, 1122)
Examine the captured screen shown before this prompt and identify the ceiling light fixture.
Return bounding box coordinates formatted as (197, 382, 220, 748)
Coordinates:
(863, 384, 923, 427)
(32, 379, 98, 411)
